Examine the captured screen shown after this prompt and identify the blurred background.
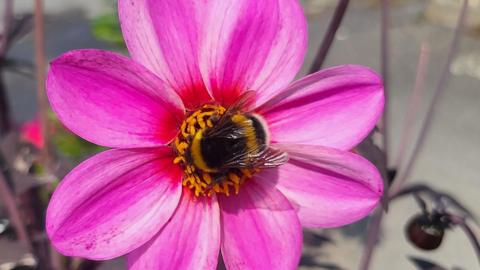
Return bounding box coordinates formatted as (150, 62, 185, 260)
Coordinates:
(0, 0, 479, 269)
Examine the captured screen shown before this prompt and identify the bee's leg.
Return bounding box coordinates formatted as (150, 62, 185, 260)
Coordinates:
(210, 114, 220, 123)
(204, 172, 225, 191)
(211, 172, 227, 185)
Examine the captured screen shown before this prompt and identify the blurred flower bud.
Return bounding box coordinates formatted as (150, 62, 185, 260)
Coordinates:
(406, 213, 446, 250)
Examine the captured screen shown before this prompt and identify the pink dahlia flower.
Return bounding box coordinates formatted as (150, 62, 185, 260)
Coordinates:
(46, 0, 384, 269)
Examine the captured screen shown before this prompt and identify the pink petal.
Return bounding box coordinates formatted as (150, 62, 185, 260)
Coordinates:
(47, 49, 185, 148)
(118, 0, 212, 109)
(219, 181, 302, 270)
(46, 148, 182, 260)
(257, 144, 383, 228)
(260, 65, 384, 150)
(128, 189, 220, 270)
(200, 0, 307, 106)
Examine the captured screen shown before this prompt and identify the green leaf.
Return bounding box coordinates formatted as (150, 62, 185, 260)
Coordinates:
(48, 111, 105, 161)
(90, 13, 125, 48)
(54, 130, 104, 161)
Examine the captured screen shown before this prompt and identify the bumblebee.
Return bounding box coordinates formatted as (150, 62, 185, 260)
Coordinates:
(185, 92, 288, 183)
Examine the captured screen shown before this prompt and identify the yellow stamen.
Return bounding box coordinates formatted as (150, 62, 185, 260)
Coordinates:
(173, 156, 184, 164)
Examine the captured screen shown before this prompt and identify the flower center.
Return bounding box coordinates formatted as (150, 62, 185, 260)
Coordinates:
(173, 104, 259, 197)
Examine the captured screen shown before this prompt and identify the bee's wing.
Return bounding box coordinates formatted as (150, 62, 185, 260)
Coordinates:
(207, 91, 257, 136)
(221, 146, 289, 169)
(226, 90, 257, 112)
(251, 147, 289, 168)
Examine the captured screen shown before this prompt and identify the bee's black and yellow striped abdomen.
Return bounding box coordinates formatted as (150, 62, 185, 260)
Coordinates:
(190, 113, 267, 173)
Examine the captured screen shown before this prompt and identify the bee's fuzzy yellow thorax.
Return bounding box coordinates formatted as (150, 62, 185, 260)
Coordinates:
(172, 104, 257, 197)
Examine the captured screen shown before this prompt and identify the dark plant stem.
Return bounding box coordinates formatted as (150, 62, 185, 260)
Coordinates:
(358, 210, 384, 270)
(391, 0, 467, 197)
(76, 260, 102, 270)
(0, 0, 13, 55)
(358, 1, 391, 268)
(50, 248, 65, 270)
(392, 43, 429, 189)
(0, 170, 32, 251)
(33, 1, 62, 269)
(359, 2, 468, 269)
(448, 214, 480, 264)
(308, 0, 350, 73)
(0, 0, 13, 135)
(380, 0, 390, 167)
(0, 0, 36, 260)
(460, 223, 480, 264)
(34, 0, 51, 163)
(390, 183, 477, 222)
(0, 71, 11, 135)
(389, 184, 438, 202)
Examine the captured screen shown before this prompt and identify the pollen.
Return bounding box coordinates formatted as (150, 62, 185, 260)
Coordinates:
(172, 104, 258, 197)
